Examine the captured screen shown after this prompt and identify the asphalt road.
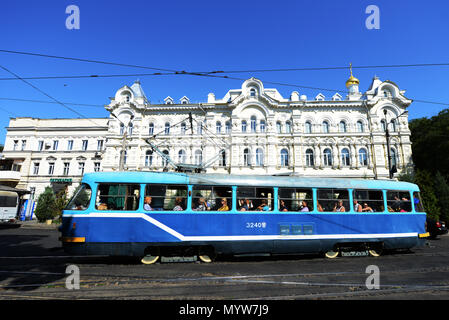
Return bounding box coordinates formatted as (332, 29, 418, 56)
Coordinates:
(1, 223, 449, 308)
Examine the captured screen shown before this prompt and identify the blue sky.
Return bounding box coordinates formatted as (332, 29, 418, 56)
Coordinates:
(1, 0, 448, 144)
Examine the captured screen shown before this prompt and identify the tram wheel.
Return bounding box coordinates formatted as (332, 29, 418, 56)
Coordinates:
(368, 249, 382, 257)
(141, 255, 160, 265)
(324, 250, 339, 259)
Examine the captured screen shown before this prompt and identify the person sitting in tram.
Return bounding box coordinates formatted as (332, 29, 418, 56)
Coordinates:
(353, 200, 362, 212)
(143, 196, 153, 211)
(256, 200, 270, 211)
(317, 202, 324, 212)
(218, 198, 229, 211)
(279, 200, 288, 212)
(173, 197, 184, 211)
(299, 201, 309, 212)
(240, 198, 253, 211)
(362, 203, 373, 212)
(333, 200, 346, 212)
(195, 197, 209, 211)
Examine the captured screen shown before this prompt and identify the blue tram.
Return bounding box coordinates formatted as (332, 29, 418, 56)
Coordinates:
(60, 171, 429, 263)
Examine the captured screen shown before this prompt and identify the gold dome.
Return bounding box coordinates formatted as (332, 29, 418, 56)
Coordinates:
(345, 63, 359, 87)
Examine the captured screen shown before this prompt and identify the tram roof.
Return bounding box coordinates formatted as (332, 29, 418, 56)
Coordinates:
(82, 171, 419, 192)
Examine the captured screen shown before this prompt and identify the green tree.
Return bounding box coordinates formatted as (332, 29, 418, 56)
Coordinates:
(434, 171, 449, 223)
(414, 170, 440, 220)
(54, 189, 69, 222)
(34, 187, 57, 222)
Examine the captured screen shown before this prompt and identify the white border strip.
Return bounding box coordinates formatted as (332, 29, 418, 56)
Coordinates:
(63, 213, 418, 242)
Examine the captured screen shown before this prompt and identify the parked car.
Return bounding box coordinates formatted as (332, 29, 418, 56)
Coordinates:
(426, 217, 448, 239)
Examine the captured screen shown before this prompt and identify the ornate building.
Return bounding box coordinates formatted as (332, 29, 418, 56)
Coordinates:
(1, 70, 413, 200)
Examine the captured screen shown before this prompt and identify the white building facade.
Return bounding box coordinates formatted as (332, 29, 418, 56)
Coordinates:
(0, 73, 414, 199)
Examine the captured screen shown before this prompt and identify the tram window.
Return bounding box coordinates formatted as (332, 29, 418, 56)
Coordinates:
(317, 189, 349, 212)
(353, 190, 383, 212)
(96, 184, 140, 211)
(386, 190, 412, 212)
(413, 192, 425, 212)
(66, 184, 92, 210)
(237, 187, 273, 211)
(278, 188, 313, 212)
(192, 186, 232, 211)
(145, 184, 187, 211)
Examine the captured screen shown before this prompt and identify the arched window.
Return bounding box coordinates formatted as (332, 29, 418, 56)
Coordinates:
(305, 149, 314, 167)
(339, 121, 347, 133)
(242, 120, 247, 133)
(180, 122, 186, 135)
(243, 148, 251, 166)
(285, 121, 292, 134)
(164, 122, 170, 135)
(380, 119, 386, 132)
(194, 150, 203, 165)
(255, 148, 264, 166)
(391, 148, 398, 167)
(323, 148, 333, 166)
(322, 121, 330, 134)
(127, 122, 133, 135)
(216, 121, 222, 134)
(178, 149, 187, 163)
(359, 148, 368, 166)
(197, 121, 203, 135)
(162, 150, 169, 167)
(145, 150, 153, 167)
(276, 121, 282, 134)
(250, 116, 257, 133)
(148, 122, 154, 135)
(219, 150, 226, 167)
(280, 148, 289, 167)
(120, 123, 125, 135)
(305, 121, 312, 134)
(341, 148, 350, 166)
(250, 88, 256, 97)
(225, 121, 231, 134)
(260, 120, 266, 133)
(391, 119, 397, 132)
(123, 150, 128, 164)
(356, 120, 364, 133)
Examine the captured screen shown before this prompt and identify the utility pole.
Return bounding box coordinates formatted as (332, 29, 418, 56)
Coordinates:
(383, 109, 393, 179)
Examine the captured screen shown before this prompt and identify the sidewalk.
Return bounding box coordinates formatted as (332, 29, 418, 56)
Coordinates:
(19, 219, 61, 229)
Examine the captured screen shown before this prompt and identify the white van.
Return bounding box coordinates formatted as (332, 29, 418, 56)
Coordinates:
(0, 191, 19, 224)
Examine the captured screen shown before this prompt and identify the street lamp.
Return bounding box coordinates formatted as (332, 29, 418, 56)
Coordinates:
(111, 113, 134, 171)
(383, 109, 408, 179)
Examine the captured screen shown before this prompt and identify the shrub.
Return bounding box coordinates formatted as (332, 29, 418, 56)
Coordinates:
(34, 187, 57, 222)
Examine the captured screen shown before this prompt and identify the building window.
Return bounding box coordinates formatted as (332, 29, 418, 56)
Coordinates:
(180, 122, 186, 135)
(13, 140, 18, 151)
(391, 148, 398, 167)
(305, 121, 312, 134)
(123, 150, 128, 164)
(280, 148, 289, 167)
(339, 121, 347, 133)
(164, 122, 170, 135)
(82, 140, 88, 151)
(120, 123, 125, 135)
(359, 148, 368, 166)
(67, 140, 73, 151)
(391, 119, 397, 132)
(128, 123, 133, 135)
(63, 162, 70, 176)
(194, 150, 202, 165)
(322, 121, 330, 134)
(260, 120, 266, 133)
(21, 140, 26, 151)
(38, 140, 44, 151)
(380, 119, 386, 132)
(323, 148, 333, 166)
(285, 121, 291, 134)
(341, 148, 351, 166)
(243, 148, 251, 166)
(148, 123, 154, 135)
(216, 121, 222, 134)
(78, 162, 85, 176)
(225, 121, 231, 134)
(197, 122, 203, 135)
(33, 162, 40, 175)
(145, 150, 153, 167)
(305, 149, 314, 167)
(276, 121, 282, 134)
(250, 116, 257, 133)
(48, 162, 55, 175)
(255, 148, 264, 166)
(178, 149, 187, 163)
(250, 88, 256, 97)
(357, 121, 364, 133)
(219, 150, 226, 167)
(52, 140, 59, 151)
(97, 140, 104, 151)
(94, 162, 101, 172)
(241, 120, 247, 133)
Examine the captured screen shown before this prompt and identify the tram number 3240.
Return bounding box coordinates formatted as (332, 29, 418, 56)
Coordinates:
(246, 222, 267, 229)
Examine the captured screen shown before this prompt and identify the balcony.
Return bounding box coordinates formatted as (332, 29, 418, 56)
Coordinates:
(0, 159, 22, 187)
